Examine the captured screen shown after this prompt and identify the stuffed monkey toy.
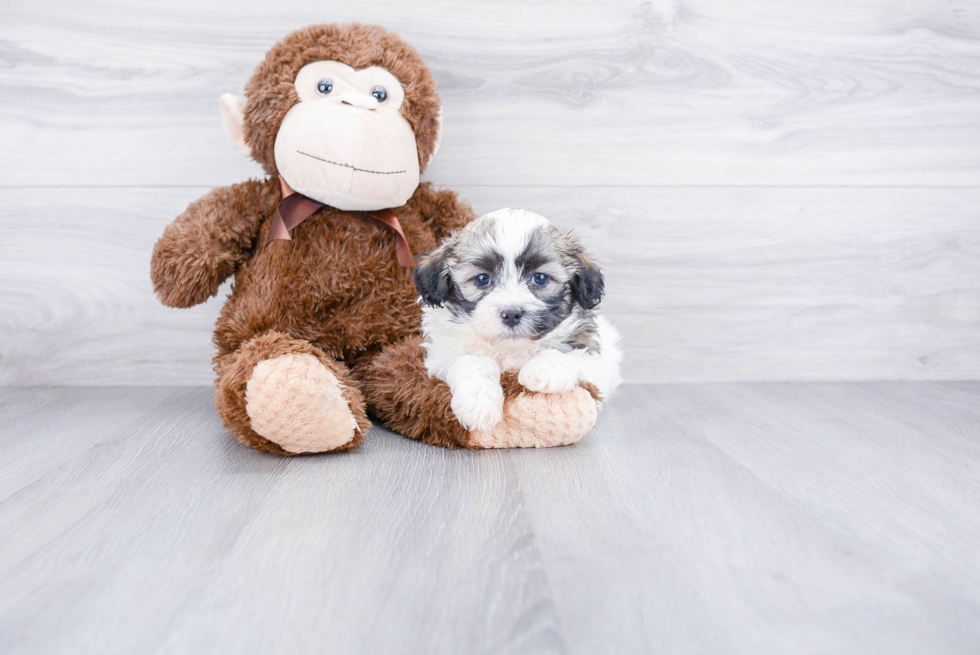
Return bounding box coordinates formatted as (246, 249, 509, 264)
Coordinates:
(150, 24, 601, 455)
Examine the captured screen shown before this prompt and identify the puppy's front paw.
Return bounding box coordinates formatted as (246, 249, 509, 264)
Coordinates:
(518, 352, 579, 394)
(451, 384, 505, 432)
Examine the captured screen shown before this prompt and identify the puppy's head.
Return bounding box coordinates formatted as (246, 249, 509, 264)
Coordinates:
(414, 208, 604, 343)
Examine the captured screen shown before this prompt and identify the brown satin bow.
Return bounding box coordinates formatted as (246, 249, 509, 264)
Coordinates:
(267, 176, 416, 268)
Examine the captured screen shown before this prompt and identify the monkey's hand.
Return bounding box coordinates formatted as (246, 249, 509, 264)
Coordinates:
(150, 177, 279, 308)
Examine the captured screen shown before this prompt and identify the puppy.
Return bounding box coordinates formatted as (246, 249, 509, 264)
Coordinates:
(413, 208, 623, 433)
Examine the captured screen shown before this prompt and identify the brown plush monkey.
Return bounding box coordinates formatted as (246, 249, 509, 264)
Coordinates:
(150, 24, 599, 455)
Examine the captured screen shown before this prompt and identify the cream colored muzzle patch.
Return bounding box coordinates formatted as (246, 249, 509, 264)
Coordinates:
(274, 103, 420, 211)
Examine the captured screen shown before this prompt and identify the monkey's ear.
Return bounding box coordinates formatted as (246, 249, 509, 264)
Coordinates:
(571, 253, 605, 310)
(425, 107, 443, 167)
(220, 93, 252, 157)
(413, 245, 453, 307)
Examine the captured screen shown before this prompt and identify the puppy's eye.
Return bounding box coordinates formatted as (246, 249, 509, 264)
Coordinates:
(474, 273, 493, 288)
(531, 273, 549, 287)
(317, 79, 334, 95)
(371, 86, 388, 103)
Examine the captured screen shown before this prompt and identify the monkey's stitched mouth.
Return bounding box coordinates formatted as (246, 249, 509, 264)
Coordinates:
(296, 150, 406, 175)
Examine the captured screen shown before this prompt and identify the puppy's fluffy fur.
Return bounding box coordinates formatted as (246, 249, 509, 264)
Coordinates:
(414, 208, 623, 432)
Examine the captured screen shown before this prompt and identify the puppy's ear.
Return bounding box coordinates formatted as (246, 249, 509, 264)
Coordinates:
(414, 244, 454, 307)
(571, 252, 605, 310)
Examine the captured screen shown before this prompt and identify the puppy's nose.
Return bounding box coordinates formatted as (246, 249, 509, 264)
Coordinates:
(500, 307, 523, 327)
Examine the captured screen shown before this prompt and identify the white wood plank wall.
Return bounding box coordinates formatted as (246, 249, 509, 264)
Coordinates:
(1, 0, 979, 385)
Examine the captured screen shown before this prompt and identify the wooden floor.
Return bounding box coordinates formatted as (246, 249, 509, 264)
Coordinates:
(1, 383, 978, 654)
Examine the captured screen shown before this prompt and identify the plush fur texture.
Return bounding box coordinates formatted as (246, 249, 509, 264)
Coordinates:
(151, 24, 602, 454)
(357, 336, 468, 449)
(150, 178, 281, 309)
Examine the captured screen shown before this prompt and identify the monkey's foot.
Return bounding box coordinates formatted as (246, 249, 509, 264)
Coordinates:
(466, 385, 598, 449)
(245, 353, 359, 453)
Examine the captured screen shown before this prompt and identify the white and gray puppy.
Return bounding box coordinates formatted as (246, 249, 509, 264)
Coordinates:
(414, 208, 623, 432)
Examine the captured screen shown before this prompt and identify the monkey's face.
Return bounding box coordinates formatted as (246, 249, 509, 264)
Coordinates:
(271, 61, 421, 211)
(221, 26, 444, 210)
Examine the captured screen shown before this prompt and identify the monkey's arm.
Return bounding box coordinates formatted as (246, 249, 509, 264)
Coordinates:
(411, 182, 476, 240)
(151, 177, 279, 308)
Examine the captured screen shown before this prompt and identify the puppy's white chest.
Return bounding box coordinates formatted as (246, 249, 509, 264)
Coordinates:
(421, 307, 542, 378)
(445, 328, 537, 372)
(494, 349, 536, 372)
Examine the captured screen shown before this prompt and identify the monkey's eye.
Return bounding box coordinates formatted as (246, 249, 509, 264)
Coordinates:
(531, 273, 549, 287)
(316, 79, 334, 95)
(474, 273, 492, 289)
(371, 86, 388, 103)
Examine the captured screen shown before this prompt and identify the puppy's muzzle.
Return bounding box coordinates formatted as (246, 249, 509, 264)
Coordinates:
(500, 307, 524, 328)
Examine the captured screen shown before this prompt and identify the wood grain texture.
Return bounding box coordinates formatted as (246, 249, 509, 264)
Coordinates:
(1, 186, 977, 385)
(1, 383, 978, 654)
(2, 0, 980, 186)
(516, 381, 980, 654)
(1, 1, 978, 383)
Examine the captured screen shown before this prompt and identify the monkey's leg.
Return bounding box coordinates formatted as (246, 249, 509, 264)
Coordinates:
(214, 331, 369, 455)
(356, 336, 468, 448)
(359, 336, 599, 449)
